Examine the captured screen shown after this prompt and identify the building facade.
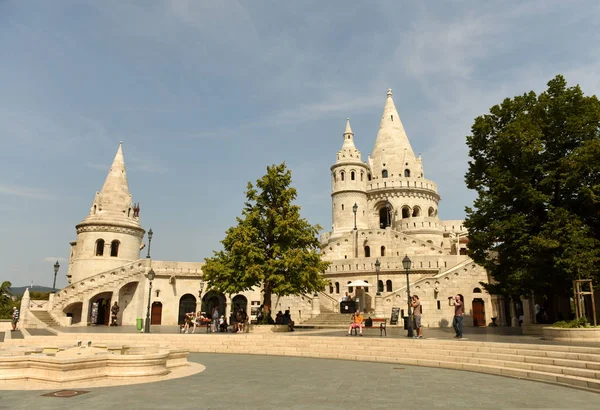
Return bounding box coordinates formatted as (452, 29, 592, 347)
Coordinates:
(29, 89, 502, 329)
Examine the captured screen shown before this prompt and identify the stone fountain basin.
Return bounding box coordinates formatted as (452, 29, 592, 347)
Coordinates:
(0, 344, 189, 383)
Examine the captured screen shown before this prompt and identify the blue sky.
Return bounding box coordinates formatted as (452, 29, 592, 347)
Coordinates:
(1, 1, 599, 288)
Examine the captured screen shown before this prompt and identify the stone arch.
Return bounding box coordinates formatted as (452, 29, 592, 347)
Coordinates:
(89, 291, 112, 325)
(63, 302, 83, 325)
(95, 239, 105, 256)
(202, 290, 226, 319)
(380, 246, 386, 257)
(232, 294, 248, 319)
(386, 280, 392, 292)
(350, 170, 355, 180)
(412, 206, 421, 217)
(110, 240, 120, 257)
(382, 169, 388, 178)
(178, 294, 197, 325)
(377, 280, 384, 293)
(364, 246, 370, 257)
(401, 206, 410, 219)
(335, 282, 340, 293)
(428, 207, 435, 217)
(340, 171, 345, 181)
(404, 169, 410, 177)
(118, 281, 139, 325)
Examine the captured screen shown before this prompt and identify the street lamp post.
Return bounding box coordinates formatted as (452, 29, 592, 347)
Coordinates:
(402, 255, 414, 338)
(144, 268, 155, 333)
(352, 203, 358, 230)
(52, 260, 60, 292)
(375, 259, 381, 295)
(146, 228, 153, 259)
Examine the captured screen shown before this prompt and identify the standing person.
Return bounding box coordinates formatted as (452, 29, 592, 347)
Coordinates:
(211, 306, 220, 333)
(110, 301, 120, 326)
(449, 294, 464, 338)
(11, 307, 19, 331)
(411, 295, 423, 338)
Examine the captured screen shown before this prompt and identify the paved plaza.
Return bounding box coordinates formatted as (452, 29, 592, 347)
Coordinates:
(1, 352, 599, 409)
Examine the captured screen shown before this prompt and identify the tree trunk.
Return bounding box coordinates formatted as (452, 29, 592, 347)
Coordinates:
(263, 283, 272, 312)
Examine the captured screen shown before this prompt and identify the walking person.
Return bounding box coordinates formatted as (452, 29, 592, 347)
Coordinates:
(449, 294, 464, 338)
(11, 307, 19, 331)
(411, 295, 423, 338)
(211, 306, 220, 333)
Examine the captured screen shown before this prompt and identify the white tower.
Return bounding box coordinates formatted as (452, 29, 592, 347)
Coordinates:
(330, 119, 369, 238)
(67, 143, 145, 284)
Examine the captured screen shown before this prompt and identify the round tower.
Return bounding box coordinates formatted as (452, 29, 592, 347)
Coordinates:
(330, 119, 369, 237)
(67, 142, 145, 284)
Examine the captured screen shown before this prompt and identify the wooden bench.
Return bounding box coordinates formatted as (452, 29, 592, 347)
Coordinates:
(365, 318, 387, 336)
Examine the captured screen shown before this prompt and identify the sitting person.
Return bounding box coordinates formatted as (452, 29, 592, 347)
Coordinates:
(347, 310, 364, 336)
(181, 311, 195, 334)
(219, 316, 228, 332)
(275, 311, 283, 324)
(192, 311, 211, 333)
(235, 308, 248, 333)
(281, 309, 295, 332)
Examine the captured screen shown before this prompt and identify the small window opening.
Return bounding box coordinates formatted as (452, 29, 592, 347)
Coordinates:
(380, 246, 386, 257)
(110, 240, 120, 257)
(351, 171, 355, 180)
(364, 246, 371, 258)
(404, 169, 410, 177)
(95, 239, 105, 256)
(386, 280, 392, 292)
(382, 169, 388, 178)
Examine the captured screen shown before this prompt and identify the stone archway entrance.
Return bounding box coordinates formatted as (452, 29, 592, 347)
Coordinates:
(232, 295, 248, 320)
(90, 292, 112, 325)
(151, 301, 162, 325)
(472, 299, 486, 327)
(178, 294, 197, 325)
(202, 291, 226, 318)
(63, 302, 83, 325)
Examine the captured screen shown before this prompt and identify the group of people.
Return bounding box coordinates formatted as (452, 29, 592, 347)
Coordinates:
(345, 293, 465, 339)
(274, 309, 295, 331)
(180, 304, 249, 334)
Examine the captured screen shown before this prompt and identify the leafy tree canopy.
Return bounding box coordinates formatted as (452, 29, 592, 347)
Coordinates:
(202, 163, 330, 310)
(465, 75, 600, 297)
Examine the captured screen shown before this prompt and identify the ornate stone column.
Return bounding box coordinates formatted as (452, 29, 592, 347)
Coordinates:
(375, 294, 384, 318)
(225, 296, 232, 322)
(311, 293, 321, 318)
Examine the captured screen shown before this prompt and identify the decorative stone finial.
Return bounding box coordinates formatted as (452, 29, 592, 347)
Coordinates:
(387, 88, 392, 97)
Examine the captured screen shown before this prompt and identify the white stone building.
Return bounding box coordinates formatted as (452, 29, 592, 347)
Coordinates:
(21, 89, 503, 330)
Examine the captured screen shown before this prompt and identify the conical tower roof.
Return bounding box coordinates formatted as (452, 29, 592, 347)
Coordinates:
(78, 142, 142, 229)
(336, 118, 363, 163)
(369, 89, 421, 179)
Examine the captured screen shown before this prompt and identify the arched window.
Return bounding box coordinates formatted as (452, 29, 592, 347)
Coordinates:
(428, 207, 435, 217)
(402, 206, 410, 219)
(335, 282, 340, 294)
(93, 205, 97, 215)
(379, 207, 390, 227)
(351, 171, 355, 180)
(473, 287, 482, 293)
(360, 172, 363, 181)
(348, 281, 353, 293)
(128, 208, 131, 217)
(341, 171, 345, 181)
(367, 174, 372, 181)
(95, 239, 105, 256)
(386, 280, 392, 292)
(377, 280, 384, 293)
(412, 206, 421, 217)
(110, 240, 120, 257)
(341, 204, 344, 210)
(382, 169, 388, 178)
(404, 169, 410, 177)
(333, 172, 336, 182)
(364, 280, 369, 292)
(380, 246, 386, 257)
(329, 284, 334, 294)
(364, 246, 370, 257)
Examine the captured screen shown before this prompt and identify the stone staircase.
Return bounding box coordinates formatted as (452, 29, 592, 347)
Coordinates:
(6, 333, 600, 391)
(30, 311, 61, 327)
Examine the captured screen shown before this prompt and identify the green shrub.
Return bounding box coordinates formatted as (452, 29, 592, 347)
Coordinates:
(552, 317, 591, 328)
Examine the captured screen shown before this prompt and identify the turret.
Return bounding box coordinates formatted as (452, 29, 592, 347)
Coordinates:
(330, 119, 369, 237)
(67, 142, 145, 284)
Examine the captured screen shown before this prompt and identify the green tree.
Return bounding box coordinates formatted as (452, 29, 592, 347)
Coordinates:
(0, 281, 16, 319)
(465, 75, 600, 300)
(202, 163, 330, 313)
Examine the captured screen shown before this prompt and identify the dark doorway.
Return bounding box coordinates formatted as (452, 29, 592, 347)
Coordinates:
(90, 293, 111, 325)
(151, 301, 162, 325)
(472, 298, 486, 327)
(202, 291, 226, 318)
(178, 294, 197, 325)
(379, 207, 390, 228)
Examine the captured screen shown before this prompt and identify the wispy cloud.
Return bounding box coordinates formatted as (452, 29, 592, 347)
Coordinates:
(0, 184, 57, 200)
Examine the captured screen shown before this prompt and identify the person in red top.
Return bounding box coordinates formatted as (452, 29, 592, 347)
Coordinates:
(449, 294, 464, 338)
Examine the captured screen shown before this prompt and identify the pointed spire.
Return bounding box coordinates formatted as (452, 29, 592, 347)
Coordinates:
(369, 89, 419, 178)
(98, 142, 132, 213)
(344, 118, 353, 136)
